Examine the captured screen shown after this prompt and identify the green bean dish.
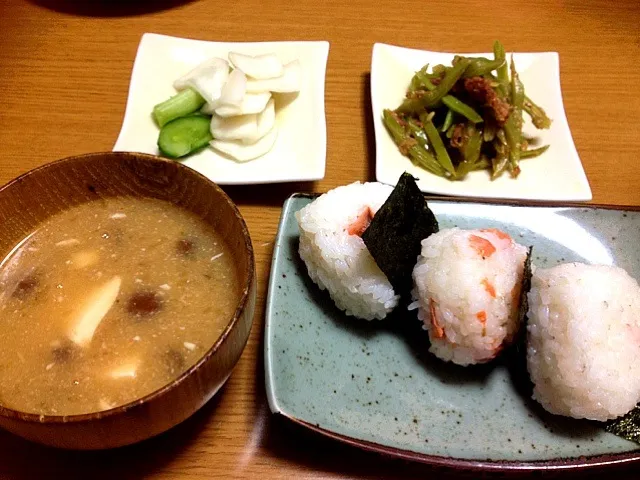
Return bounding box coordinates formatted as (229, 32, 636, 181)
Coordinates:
(383, 41, 552, 180)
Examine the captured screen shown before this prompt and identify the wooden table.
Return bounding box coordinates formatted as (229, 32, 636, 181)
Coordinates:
(1, 0, 639, 478)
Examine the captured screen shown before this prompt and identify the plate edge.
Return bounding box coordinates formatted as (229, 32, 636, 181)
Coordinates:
(264, 194, 301, 414)
(314, 41, 330, 182)
(266, 192, 640, 210)
(376, 172, 595, 202)
(137, 33, 333, 48)
(276, 410, 640, 472)
(370, 44, 385, 184)
(372, 42, 560, 57)
(113, 33, 151, 152)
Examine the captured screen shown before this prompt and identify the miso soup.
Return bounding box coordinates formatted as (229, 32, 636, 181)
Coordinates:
(0, 197, 239, 416)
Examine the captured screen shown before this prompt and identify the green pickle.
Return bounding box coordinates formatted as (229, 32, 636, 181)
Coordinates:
(157, 114, 213, 159)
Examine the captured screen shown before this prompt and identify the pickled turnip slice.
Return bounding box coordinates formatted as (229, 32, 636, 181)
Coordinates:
(210, 98, 275, 143)
(173, 57, 229, 108)
(218, 68, 247, 108)
(210, 113, 258, 141)
(246, 60, 301, 93)
(228, 52, 284, 80)
(68, 276, 121, 347)
(213, 92, 271, 117)
(252, 97, 275, 143)
(210, 126, 278, 162)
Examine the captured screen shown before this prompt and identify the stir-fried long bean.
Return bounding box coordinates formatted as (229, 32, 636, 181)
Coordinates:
(520, 144, 549, 159)
(382, 110, 448, 177)
(396, 58, 470, 114)
(473, 156, 491, 171)
(412, 75, 483, 123)
(382, 40, 552, 181)
(464, 41, 506, 77)
(504, 56, 525, 176)
(524, 96, 552, 129)
(421, 113, 456, 176)
(494, 42, 509, 97)
(463, 124, 483, 165)
(441, 110, 454, 132)
(491, 139, 509, 180)
(443, 96, 483, 123)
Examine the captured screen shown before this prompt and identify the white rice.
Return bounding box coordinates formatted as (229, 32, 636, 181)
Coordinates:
(527, 263, 640, 421)
(296, 182, 398, 320)
(411, 228, 528, 365)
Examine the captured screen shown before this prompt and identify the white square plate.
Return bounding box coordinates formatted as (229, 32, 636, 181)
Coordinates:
(371, 43, 592, 201)
(114, 33, 329, 185)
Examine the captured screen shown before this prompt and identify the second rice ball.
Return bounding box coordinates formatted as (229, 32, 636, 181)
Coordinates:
(411, 228, 528, 366)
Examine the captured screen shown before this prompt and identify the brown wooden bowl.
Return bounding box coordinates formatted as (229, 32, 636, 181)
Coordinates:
(0, 152, 256, 449)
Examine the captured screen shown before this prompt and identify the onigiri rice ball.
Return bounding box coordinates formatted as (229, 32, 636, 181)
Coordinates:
(527, 263, 640, 421)
(411, 228, 528, 365)
(295, 182, 399, 320)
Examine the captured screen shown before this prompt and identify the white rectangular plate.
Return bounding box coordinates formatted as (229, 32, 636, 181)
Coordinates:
(114, 33, 329, 185)
(371, 43, 592, 201)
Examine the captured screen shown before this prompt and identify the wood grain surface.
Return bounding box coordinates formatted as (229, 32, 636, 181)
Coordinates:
(0, 0, 639, 478)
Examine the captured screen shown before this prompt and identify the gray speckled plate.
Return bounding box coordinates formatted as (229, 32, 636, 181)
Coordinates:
(264, 194, 640, 473)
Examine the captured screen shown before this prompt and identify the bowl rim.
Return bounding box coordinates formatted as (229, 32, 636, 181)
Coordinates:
(0, 151, 255, 423)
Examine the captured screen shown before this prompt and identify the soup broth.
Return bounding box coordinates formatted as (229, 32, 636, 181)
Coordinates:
(0, 197, 239, 416)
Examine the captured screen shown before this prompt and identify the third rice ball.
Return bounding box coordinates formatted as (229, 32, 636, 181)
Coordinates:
(527, 263, 640, 421)
(411, 228, 528, 366)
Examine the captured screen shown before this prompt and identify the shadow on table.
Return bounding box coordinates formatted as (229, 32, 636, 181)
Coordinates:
(28, 0, 197, 17)
(0, 384, 224, 480)
(222, 182, 318, 208)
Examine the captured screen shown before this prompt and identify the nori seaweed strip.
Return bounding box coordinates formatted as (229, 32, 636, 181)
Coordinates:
(606, 404, 640, 444)
(361, 172, 439, 296)
(517, 246, 533, 327)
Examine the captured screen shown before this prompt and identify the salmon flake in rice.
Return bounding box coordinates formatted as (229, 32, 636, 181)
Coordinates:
(295, 182, 399, 320)
(409, 228, 528, 365)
